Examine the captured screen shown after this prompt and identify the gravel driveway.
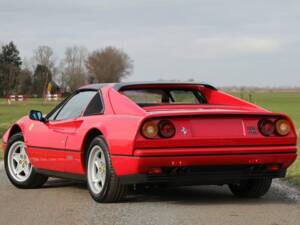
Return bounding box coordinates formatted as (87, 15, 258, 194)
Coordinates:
(0, 161, 299, 225)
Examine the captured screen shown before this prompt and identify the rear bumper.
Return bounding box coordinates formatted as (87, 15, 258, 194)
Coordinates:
(119, 167, 287, 185)
(111, 146, 297, 184)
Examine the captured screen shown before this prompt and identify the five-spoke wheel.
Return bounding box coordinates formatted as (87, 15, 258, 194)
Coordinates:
(86, 136, 128, 202)
(87, 145, 107, 194)
(7, 141, 32, 182)
(4, 133, 48, 188)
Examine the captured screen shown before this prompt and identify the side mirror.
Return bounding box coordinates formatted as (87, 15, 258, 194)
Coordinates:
(29, 110, 46, 122)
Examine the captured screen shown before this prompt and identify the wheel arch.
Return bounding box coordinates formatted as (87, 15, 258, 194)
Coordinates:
(81, 128, 104, 170)
(8, 124, 23, 139)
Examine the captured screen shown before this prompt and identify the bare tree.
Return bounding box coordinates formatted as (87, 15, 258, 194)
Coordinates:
(32, 46, 56, 96)
(61, 46, 88, 91)
(33, 46, 55, 70)
(86, 46, 133, 83)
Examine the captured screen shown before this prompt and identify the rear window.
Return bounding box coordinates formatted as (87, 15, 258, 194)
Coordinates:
(122, 89, 207, 106)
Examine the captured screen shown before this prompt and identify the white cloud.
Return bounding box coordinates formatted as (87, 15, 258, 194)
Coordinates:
(235, 38, 281, 52)
(194, 37, 281, 57)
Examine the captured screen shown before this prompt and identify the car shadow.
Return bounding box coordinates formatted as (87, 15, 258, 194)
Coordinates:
(42, 179, 298, 205)
(125, 186, 287, 205)
(42, 178, 86, 189)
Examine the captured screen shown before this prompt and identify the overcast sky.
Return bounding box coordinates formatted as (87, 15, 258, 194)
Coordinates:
(1, 0, 300, 87)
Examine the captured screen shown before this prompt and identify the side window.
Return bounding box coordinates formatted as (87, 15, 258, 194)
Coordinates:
(47, 100, 68, 121)
(84, 93, 103, 116)
(53, 91, 96, 121)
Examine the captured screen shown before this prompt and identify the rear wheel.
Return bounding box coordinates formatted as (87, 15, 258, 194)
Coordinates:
(229, 178, 272, 198)
(86, 136, 128, 203)
(4, 133, 48, 188)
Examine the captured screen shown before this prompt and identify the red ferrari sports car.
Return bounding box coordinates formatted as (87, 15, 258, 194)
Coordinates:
(2, 82, 298, 202)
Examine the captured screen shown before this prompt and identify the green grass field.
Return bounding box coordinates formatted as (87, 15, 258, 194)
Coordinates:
(234, 92, 300, 128)
(0, 98, 57, 137)
(0, 92, 299, 185)
(0, 98, 57, 160)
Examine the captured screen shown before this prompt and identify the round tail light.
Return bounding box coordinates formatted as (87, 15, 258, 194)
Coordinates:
(141, 121, 158, 139)
(158, 120, 176, 138)
(258, 119, 275, 136)
(275, 119, 291, 136)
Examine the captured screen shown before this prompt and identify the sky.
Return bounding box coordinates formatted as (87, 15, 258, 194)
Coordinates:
(1, 0, 300, 87)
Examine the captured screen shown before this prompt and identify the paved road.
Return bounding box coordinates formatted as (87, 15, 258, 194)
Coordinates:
(0, 161, 299, 225)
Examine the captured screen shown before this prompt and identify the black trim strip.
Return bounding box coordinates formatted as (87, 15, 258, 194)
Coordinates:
(111, 154, 133, 157)
(28, 145, 80, 153)
(112, 151, 296, 158)
(135, 144, 297, 150)
(113, 82, 218, 91)
(35, 168, 86, 181)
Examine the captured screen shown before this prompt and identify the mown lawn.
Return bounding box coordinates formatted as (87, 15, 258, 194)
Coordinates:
(0, 98, 57, 159)
(288, 149, 300, 186)
(234, 92, 300, 128)
(0, 92, 299, 185)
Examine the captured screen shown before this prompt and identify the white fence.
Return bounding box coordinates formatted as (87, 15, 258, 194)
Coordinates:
(45, 94, 60, 101)
(7, 95, 27, 103)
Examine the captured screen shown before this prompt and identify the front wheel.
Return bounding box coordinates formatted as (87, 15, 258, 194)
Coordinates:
(229, 178, 272, 198)
(86, 136, 128, 203)
(4, 133, 48, 188)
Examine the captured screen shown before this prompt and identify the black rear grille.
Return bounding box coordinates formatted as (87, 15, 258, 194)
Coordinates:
(161, 164, 271, 176)
(119, 165, 286, 185)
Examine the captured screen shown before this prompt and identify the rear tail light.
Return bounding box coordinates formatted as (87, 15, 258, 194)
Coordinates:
(275, 119, 291, 136)
(258, 118, 291, 137)
(141, 119, 176, 139)
(141, 121, 158, 139)
(258, 119, 275, 136)
(158, 120, 176, 138)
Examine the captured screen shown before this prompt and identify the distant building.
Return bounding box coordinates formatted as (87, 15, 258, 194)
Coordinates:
(47, 80, 60, 94)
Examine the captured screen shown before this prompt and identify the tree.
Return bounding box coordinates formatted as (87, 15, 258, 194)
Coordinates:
(32, 45, 57, 79)
(0, 41, 22, 96)
(86, 46, 133, 83)
(17, 69, 32, 95)
(32, 65, 52, 97)
(33, 46, 54, 68)
(61, 46, 87, 91)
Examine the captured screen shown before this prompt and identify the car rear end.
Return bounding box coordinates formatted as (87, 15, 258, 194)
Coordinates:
(119, 112, 297, 185)
(110, 83, 298, 186)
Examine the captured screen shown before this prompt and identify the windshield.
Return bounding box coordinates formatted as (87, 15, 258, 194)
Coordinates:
(122, 88, 207, 106)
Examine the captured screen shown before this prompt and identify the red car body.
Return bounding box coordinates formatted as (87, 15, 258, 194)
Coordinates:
(2, 82, 298, 188)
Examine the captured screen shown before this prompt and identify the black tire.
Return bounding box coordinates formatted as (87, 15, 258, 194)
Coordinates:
(4, 133, 48, 189)
(86, 136, 129, 203)
(229, 178, 272, 198)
